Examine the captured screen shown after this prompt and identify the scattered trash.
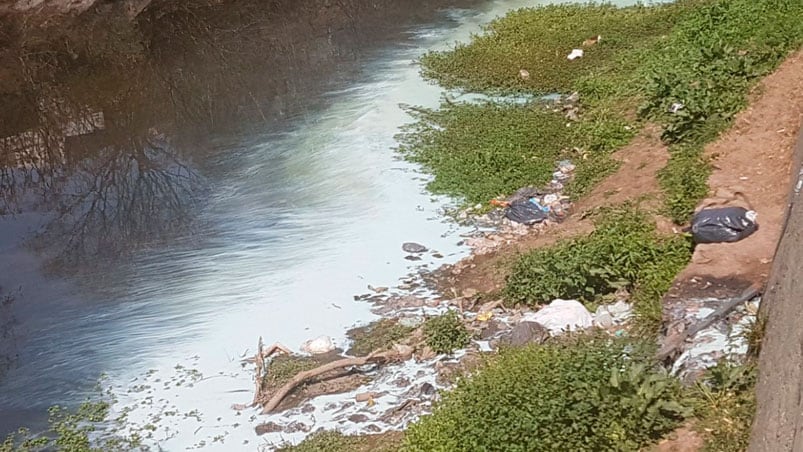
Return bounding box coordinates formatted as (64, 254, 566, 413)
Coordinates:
(557, 160, 576, 173)
(402, 242, 428, 253)
(523, 299, 593, 335)
(519, 69, 530, 80)
(490, 198, 510, 208)
(476, 311, 494, 322)
(505, 200, 549, 225)
(301, 336, 336, 355)
(582, 35, 602, 47)
(594, 301, 633, 328)
(690, 207, 758, 244)
(528, 198, 550, 212)
(543, 193, 559, 204)
(669, 102, 685, 114)
(594, 310, 614, 328)
(567, 49, 584, 60)
(553, 170, 570, 182)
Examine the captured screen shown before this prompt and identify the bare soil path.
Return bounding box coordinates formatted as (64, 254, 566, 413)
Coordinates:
(677, 50, 803, 289)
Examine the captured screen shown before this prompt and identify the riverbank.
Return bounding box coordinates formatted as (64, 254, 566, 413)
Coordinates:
(278, 0, 803, 450)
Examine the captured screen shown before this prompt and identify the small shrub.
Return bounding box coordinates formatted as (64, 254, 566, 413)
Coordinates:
(403, 336, 689, 451)
(504, 207, 692, 308)
(423, 310, 470, 354)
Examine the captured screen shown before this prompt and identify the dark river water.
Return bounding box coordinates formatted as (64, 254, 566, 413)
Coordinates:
(0, 0, 638, 449)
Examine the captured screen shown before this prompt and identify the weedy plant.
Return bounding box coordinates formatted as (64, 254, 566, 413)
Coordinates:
(422, 310, 471, 355)
(504, 206, 692, 332)
(403, 335, 690, 451)
(691, 361, 757, 452)
(1, 400, 143, 452)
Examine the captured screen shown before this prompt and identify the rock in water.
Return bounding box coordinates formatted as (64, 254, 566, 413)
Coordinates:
(402, 242, 428, 253)
(301, 335, 335, 354)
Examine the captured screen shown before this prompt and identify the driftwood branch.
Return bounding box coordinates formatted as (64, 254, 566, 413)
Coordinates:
(260, 349, 403, 414)
(656, 284, 761, 362)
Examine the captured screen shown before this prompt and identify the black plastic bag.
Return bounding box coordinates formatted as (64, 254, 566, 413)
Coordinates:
(505, 200, 548, 225)
(691, 207, 758, 244)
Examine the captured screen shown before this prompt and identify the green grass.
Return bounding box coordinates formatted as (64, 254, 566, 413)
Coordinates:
(403, 335, 689, 451)
(277, 431, 403, 452)
(419, 3, 691, 95)
(639, 0, 803, 221)
(691, 362, 757, 452)
(397, 102, 574, 206)
(347, 319, 415, 357)
(397, 101, 634, 207)
(422, 310, 471, 354)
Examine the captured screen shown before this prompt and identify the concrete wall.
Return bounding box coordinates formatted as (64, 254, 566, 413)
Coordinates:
(749, 126, 803, 451)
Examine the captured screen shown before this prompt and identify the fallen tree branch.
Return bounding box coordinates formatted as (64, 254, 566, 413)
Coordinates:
(260, 349, 403, 414)
(656, 284, 761, 363)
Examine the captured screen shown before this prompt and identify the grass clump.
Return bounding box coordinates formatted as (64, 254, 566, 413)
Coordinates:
(277, 430, 403, 452)
(264, 355, 318, 389)
(347, 319, 414, 356)
(419, 3, 689, 95)
(397, 102, 573, 206)
(423, 310, 471, 354)
(403, 336, 690, 451)
(397, 101, 634, 207)
(691, 362, 757, 451)
(504, 207, 691, 320)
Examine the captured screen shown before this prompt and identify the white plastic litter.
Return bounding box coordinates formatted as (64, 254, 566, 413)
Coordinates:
(523, 299, 593, 335)
(567, 49, 584, 60)
(300, 335, 336, 354)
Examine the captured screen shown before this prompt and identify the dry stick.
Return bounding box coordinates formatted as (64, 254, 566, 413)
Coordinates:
(250, 340, 293, 407)
(260, 349, 400, 414)
(252, 336, 265, 407)
(655, 284, 762, 362)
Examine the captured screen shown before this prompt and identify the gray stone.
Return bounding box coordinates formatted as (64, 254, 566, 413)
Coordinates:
(255, 422, 283, 435)
(502, 321, 549, 346)
(402, 242, 428, 253)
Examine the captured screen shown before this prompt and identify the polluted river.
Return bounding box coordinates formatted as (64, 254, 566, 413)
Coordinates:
(0, 0, 644, 449)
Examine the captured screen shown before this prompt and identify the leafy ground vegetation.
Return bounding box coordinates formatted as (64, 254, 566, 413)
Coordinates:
(1, 400, 142, 452)
(504, 206, 693, 331)
(404, 336, 688, 451)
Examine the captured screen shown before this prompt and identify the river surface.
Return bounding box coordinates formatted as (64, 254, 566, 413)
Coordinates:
(0, 0, 643, 449)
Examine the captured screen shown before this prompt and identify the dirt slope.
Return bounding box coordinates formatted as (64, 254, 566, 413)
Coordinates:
(676, 50, 803, 288)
